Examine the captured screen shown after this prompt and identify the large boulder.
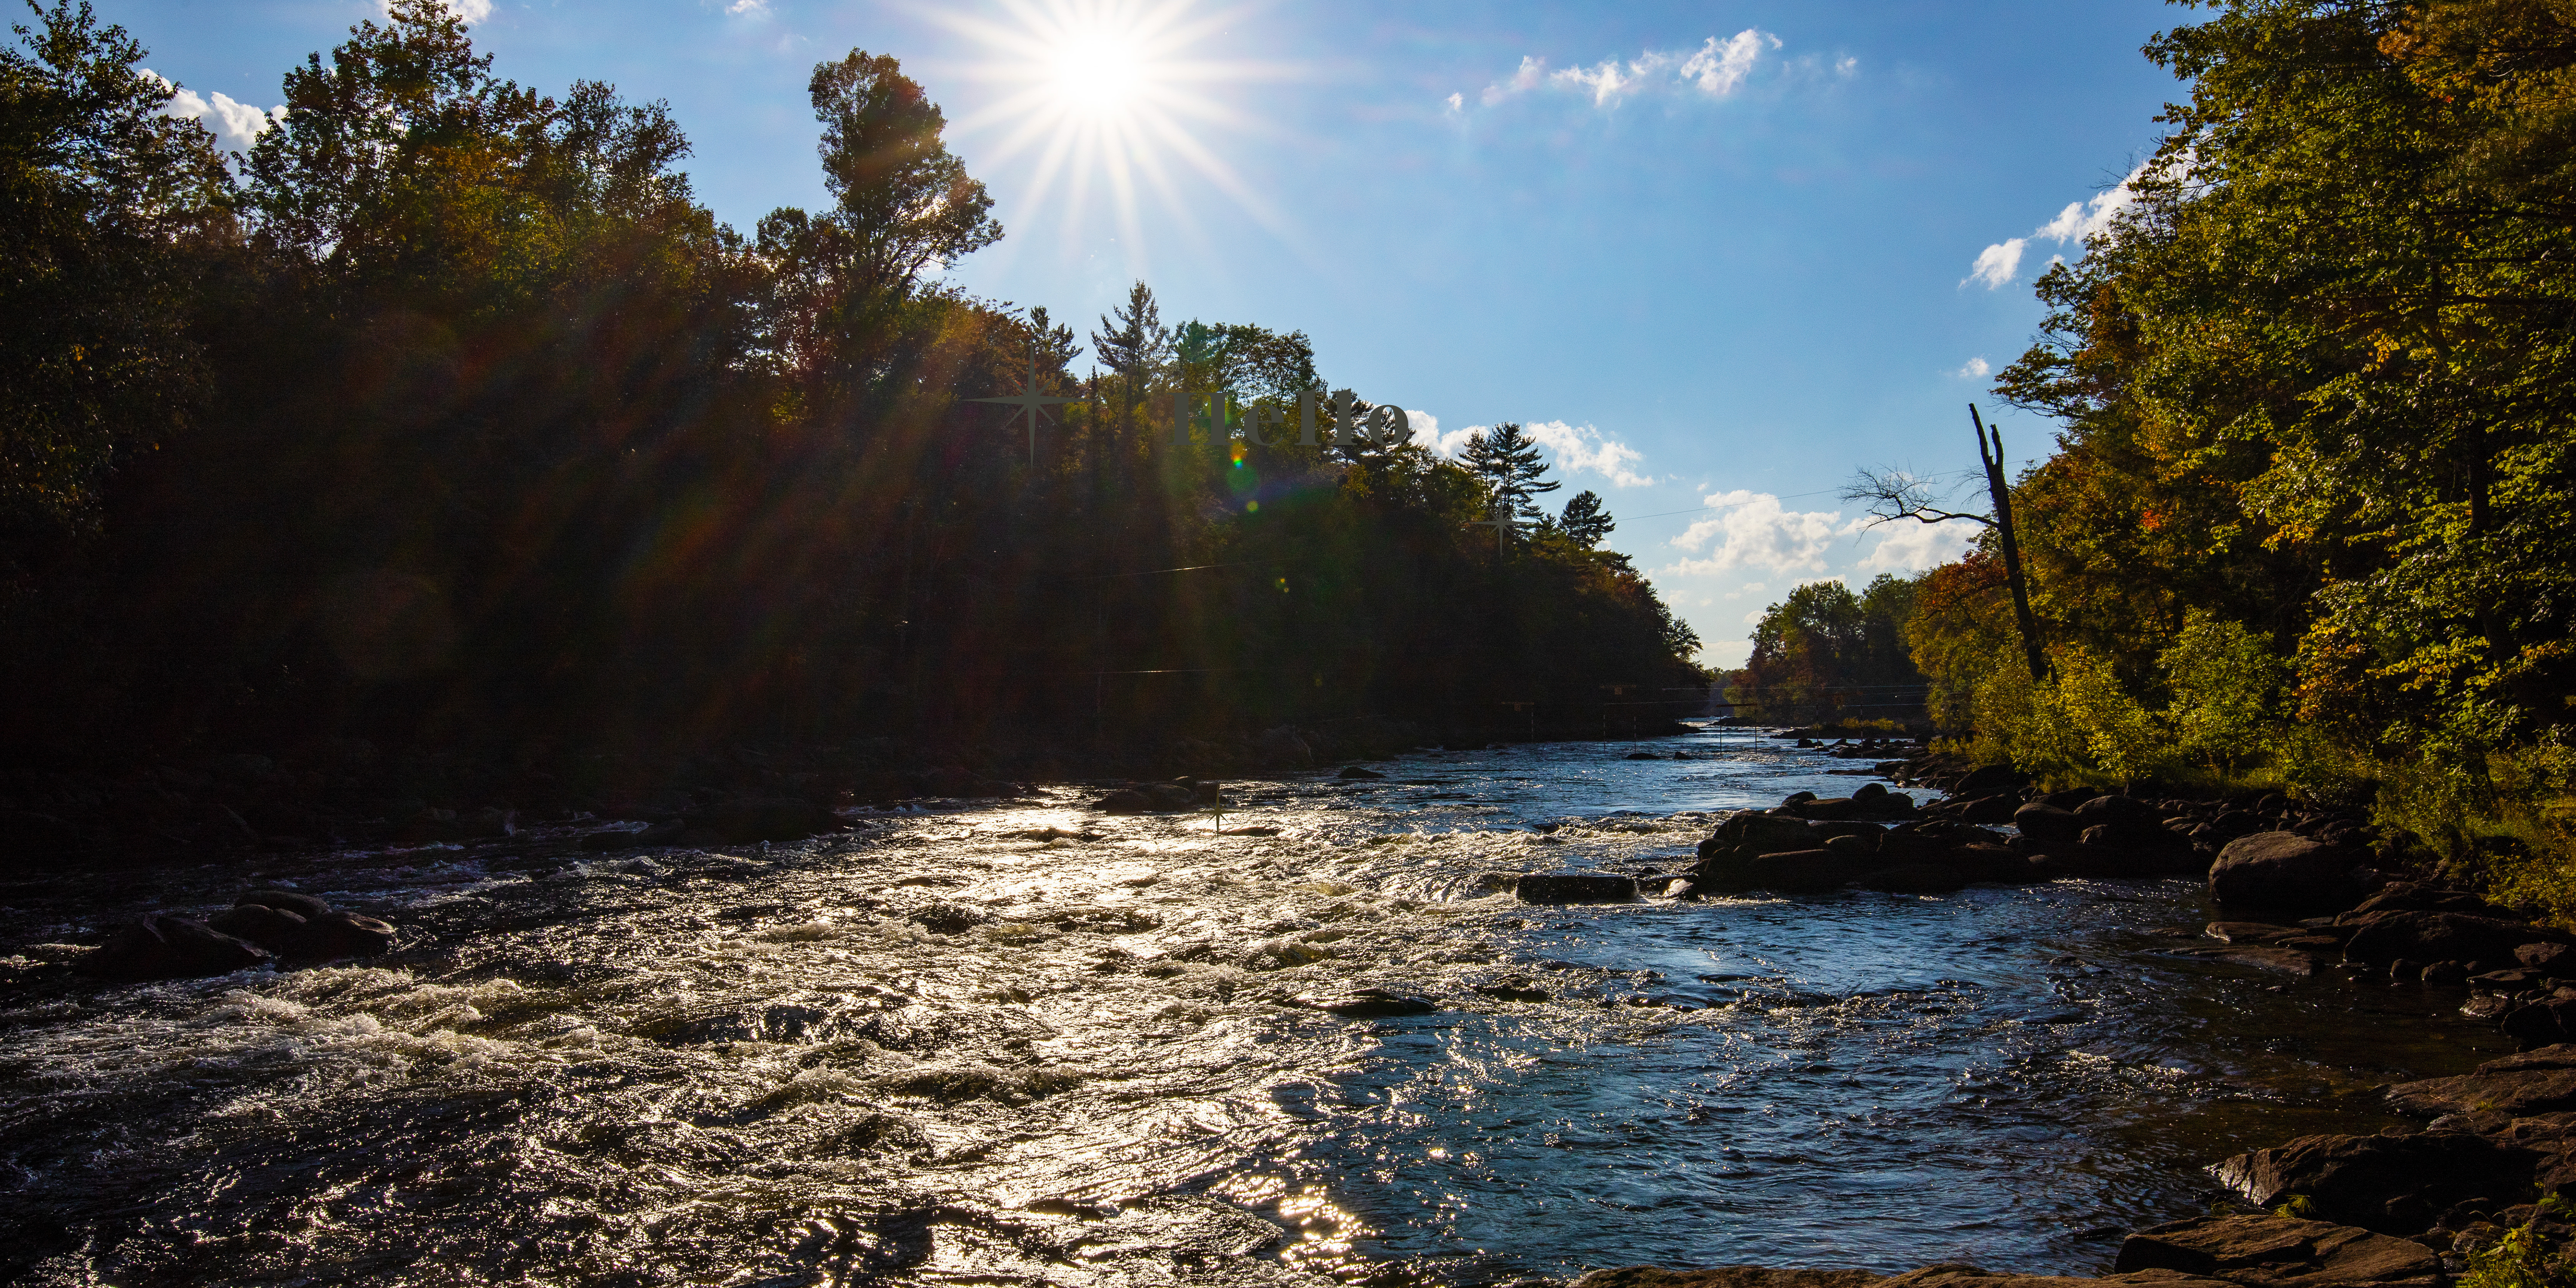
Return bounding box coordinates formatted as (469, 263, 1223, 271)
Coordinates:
(1252, 726, 1313, 768)
(2209, 832, 2368, 914)
(2013, 801, 2083, 850)
(80, 914, 272, 981)
(1692, 848, 1870, 894)
(1695, 811, 1881, 860)
(2213, 1128, 2533, 1231)
(2388, 1045, 2576, 1117)
(2343, 910, 2564, 968)
(2111, 1215, 2438, 1287)
(1516, 873, 1639, 904)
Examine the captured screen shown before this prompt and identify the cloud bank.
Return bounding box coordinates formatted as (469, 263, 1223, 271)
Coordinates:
(1470, 30, 1784, 110)
(1656, 492, 1980, 578)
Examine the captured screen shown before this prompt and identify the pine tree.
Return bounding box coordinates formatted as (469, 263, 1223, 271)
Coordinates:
(1088, 281, 1169, 422)
(1560, 490, 1613, 547)
(1461, 421, 1561, 520)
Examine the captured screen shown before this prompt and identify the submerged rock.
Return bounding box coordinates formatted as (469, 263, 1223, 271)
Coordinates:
(1516, 872, 1640, 904)
(1307, 988, 1439, 1018)
(80, 913, 271, 981)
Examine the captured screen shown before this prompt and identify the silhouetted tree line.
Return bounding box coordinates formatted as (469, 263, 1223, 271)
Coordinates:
(0, 1, 1705, 768)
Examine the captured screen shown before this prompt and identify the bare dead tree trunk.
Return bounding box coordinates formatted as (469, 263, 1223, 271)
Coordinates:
(1973, 405, 2048, 683)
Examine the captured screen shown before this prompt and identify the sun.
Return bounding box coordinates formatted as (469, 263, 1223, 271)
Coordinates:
(937, 0, 1291, 269)
(1048, 32, 1145, 116)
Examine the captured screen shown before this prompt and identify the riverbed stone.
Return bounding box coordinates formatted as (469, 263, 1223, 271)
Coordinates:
(2014, 801, 2083, 850)
(1690, 848, 1871, 894)
(2209, 833, 2367, 915)
(1572, 1269, 1880, 1288)
(1873, 1268, 2234, 1288)
(79, 913, 272, 981)
(2343, 911, 2566, 969)
(2389, 1046, 2576, 1117)
(237, 888, 333, 919)
(2213, 1128, 2533, 1231)
(2111, 1213, 2440, 1287)
(1516, 873, 1639, 904)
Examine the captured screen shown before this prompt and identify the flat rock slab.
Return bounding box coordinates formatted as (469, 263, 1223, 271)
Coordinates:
(1575, 1269, 1881, 1288)
(2388, 1044, 2576, 1115)
(1876, 1268, 2235, 1288)
(2112, 1214, 2439, 1288)
(2213, 1128, 2531, 1225)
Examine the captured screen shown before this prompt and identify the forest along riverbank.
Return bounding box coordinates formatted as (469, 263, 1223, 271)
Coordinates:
(0, 727, 2534, 1287)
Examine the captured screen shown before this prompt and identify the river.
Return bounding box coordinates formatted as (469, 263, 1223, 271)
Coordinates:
(0, 727, 2509, 1286)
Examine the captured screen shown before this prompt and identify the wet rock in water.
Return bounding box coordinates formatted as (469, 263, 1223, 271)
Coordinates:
(1871, 1268, 2231, 1288)
(1092, 787, 1153, 814)
(2214, 1128, 2532, 1229)
(2344, 911, 2566, 969)
(827, 1112, 934, 1158)
(1337, 766, 1385, 780)
(1252, 725, 1312, 768)
(2344, 881, 2505, 921)
(1572, 1268, 1881, 1288)
(909, 903, 991, 935)
(2111, 1214, 2440, 1287)
(1626, 751, 1660, 760)
(1474, 978, 1551, 1003)
(206, 903, 310, 953)
(688, 796, 845, 843)
(299, 910, 396, 957)
(2520, 942, 2575, 974)
(1944, 842, 2030, 884)
(2209, 831, 2370, 915)
(80, 913, 272, 981)
(2204, 921, 2302, 944)
(237, 887, 332, 919)
(2501, 997, 2576, 1049)
(1308, 988, 1439, 1018)
(1692, 848, 1871, 894)
(2389, 1046, 2576, 1117)
(1516, 872, 1640, 904)
(2211, 945, 2320, 976)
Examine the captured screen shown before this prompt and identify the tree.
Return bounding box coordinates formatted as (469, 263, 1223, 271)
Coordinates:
(807, 49, 998, 299)
(1461, 421, 1560, 520)
(1559, 490, 1613, 547)
(1090, 280, 1170, 422)
(0, 0, 230, 533)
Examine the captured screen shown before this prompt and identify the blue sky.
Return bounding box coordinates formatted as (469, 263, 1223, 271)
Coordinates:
(129, 0, 2182, 667)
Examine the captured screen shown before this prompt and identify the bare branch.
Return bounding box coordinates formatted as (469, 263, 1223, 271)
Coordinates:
(1840, 465, 1993, 528)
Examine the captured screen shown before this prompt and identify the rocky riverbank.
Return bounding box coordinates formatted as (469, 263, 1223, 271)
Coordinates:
(1573, 767, 2576, 1288)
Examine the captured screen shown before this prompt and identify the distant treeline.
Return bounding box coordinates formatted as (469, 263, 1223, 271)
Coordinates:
(0, 1, 1704, 768)
(1739, 0, 2576, 909)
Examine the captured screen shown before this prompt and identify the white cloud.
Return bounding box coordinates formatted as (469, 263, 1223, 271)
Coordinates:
(1477, 30, 1780, 110)
(1412, 418, 1653, 487)
(1967, 158, 2160, 289)
(378, 0, 493, 19)
(1678, 30, 1775, 96)
(1965, 239, 2024, 290)
(1857, 518, 1978, 573)
(146, 70, 285, 152)
(1835, 56, 1859, 77)
(1662, 490, 1860, 576)
(1521, 420, 1652, 487)
(1955, 356, 1991, 379)
(728, 0, 769, 12)
(1444, 92, 1463, 113)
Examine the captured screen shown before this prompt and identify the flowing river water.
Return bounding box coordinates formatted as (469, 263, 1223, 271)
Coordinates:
(0, 729, 2513, 1287)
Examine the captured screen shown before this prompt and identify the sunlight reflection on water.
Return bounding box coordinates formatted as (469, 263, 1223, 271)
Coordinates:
(0, 728, 2512, 1285)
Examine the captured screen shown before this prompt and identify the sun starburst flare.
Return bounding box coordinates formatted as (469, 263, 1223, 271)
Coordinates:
(934, 0, 1294, 272)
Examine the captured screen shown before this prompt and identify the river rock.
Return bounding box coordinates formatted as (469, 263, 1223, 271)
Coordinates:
(2014, 802, 2083, 850)
(1338, 766, 1385, 780)
(1309, 988, 1438, 1018)
(1873, 1269, 2232, 1288)
(581, 820, 684, 850)
(1696, 811, 1882, 860)
(2343, 911, 2565, 968)
(2209, 832, 2367, 915)
(2111, 1214, 2439, 1287)
(2389, 1045, 2576, 1117)
(1092, 788, 1153, 813)
(1692, 848, 1870, 894)
(2214, 1128, 2534, 1230)
(80, 913, 272, 981)
(1573, 1269, 1880, 1288)
(688, 797, 844, 842)
(1516, 873, 1639, 904)
(239, 888, 333, 919)
(2342, 881, 2503, 920)
(1860, 862, 1971, 894)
